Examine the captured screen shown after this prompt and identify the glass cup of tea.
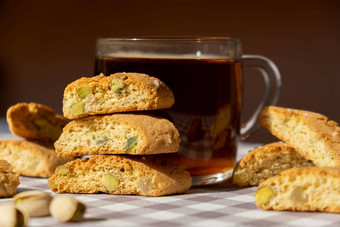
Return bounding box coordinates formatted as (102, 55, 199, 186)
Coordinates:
(95, 37, 281, 186)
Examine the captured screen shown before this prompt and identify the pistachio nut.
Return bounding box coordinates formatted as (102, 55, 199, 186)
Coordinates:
(110, 78, 125, 92)
(33, 118, 49, 130)
(77, 86, 93, 99)
(103, 173, 119, 192)
(55, 165, 69, 175)
(95, 135, 110, 145)
(69, 101, 85, 115)
(137, 176, 154, 195)
(13, 190, 53, 217)
(290, 186, 308, 204)
(255, 186, 275, 206)
(0, 203, 29, 227)
(125, 136, 138, 152)
(250, 176, 260, 185)
(50, 196, 86, 222)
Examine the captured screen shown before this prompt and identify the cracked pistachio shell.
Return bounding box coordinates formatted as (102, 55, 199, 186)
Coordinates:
(13, 190, 53, 217)
(50, 196, 86, 222)
(0, 203, 29, 227)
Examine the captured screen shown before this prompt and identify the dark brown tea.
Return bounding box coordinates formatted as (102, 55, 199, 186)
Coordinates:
(95, 57, 242, 176)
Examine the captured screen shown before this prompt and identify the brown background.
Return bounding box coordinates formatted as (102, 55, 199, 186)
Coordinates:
(0, 0, 339, 143)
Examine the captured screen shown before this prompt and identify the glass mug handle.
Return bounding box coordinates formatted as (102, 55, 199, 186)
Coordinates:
(240, 54, 282, 139)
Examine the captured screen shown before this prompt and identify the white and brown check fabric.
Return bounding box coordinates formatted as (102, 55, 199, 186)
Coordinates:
(1, 176, 339, 227)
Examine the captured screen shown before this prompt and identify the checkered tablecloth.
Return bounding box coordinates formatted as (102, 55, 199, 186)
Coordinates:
(1, 119, 340, 226)
(1, 175, 340, 227)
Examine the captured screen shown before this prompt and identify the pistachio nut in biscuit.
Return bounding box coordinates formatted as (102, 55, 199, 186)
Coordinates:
(233, 142, 314, 187)
(255, 167, 340, 213)
(55, 114, 180, 157)
(48, 155, 192, 197)
(7, 102, 68, 143)
(0, 140, 74, 177)
(63, 72, 175, 119)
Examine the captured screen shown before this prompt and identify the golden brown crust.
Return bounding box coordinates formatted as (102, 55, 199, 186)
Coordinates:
(0, 160, 20, 197)
(7, 103, 68, 143)
(259, 106, 340, 167)
(280, 166, 340, 177)
(232, 142, 314, 187)
(0, 159, 13, 172)
(0, 140, 74, 177)
(63, 73, 175, 119)
(48, 155, 192, 197)
(256, 167, 340, 213)
(55, 114, 180, 157)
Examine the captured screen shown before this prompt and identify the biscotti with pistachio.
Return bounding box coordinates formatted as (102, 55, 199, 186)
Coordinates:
(259, 106, 340, 167)
(54, 114, 180, 157)
(0, 140, 74, 177)
(48, 155, 192, 197)
(255, 167, 340, 213)
(7, 102, 68, 143)
(62, 73, 175, 119)
(232, 142, 314, 187)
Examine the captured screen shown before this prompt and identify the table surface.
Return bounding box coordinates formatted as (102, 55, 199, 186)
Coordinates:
(0, 119, 339, 227)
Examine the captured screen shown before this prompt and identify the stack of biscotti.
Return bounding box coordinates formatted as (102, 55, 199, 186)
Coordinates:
(1, 103, 74, 177)
(48, 73, 192, 196)
(243, 106, 340, 213)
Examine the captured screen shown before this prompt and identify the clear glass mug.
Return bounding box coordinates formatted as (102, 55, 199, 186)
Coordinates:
(95, 37, 281, 186)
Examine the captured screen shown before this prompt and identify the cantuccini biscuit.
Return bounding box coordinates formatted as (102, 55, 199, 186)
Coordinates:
(62, 73, 175, 119)
(255, 167, 340, 213)
(232, 142, 314, 187)
(0, 160, 20, 197)
(55, 114, 180, 157)
(7, 103, 68, 143)
(259, 106, 340, 167)
(48, 155, 192, 197)
(0, 140, 74, 177)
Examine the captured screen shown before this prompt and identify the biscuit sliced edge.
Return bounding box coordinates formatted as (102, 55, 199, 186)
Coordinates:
(255, 167, 340, 213)
(55, 114, 180, 157)
(0, 140, 74, 177)
(232, 142, 314, 187)
(48, 155, 192, 197)
(63, 73, 175, 119)
(259, 106, 340, 167)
